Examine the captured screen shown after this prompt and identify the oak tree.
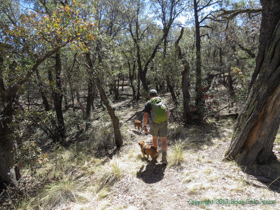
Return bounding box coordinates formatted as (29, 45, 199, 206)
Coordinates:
(0, 0, 95, 188)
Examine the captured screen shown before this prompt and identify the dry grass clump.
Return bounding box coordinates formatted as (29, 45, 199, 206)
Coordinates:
(98, 158, 124, 190)
(33, 179, 87, 209)
(10, 142, 106, 209)
(169, 140, 185, 166)
(15, 175, 90, 209)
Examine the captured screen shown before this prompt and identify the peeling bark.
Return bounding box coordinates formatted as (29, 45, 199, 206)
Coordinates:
(225, 5, 280, 165)
(232, 85, 280, 164)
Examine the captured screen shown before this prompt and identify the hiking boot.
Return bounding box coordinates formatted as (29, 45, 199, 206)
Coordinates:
(161, 151, 167, 165)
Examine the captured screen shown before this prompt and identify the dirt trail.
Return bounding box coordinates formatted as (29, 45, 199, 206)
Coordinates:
(90, 118, 280, 210)
(106, 132, 191, 210)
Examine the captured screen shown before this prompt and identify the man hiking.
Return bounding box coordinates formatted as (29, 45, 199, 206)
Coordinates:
(143, 89, 170, 165)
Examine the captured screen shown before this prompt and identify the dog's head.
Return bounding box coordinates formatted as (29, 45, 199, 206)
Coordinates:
(138, 141, 145, 147)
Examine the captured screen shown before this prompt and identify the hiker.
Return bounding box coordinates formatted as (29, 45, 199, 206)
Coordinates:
(143, 89, 170, 164)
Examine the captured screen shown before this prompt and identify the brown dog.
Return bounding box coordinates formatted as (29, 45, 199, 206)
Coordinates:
(138, 141, 158, 161)
(134, 119, 143, 131)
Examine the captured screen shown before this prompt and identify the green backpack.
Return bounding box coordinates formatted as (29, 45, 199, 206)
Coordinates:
(150, 97, 168, 123)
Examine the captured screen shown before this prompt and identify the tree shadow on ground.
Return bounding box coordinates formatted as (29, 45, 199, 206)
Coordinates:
(132, 129, 145, 136)
(136, 161, 166, 184)
(242, 160, 280, 193)
(167, 123, 217, 150)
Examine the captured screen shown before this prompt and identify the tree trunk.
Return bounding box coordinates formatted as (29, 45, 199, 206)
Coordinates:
(225, 1, 280, 165)
(181, 60, 193, 123)
(54, 53, 65, 142)
(67, 53, 77, 112)
(95, 78, 123, 148)
(49, 53, 65, 143)
(86, 79, 94, 118)
(86, 53, 95, 122)
(69, 81, 75, 112)
(137, 49, 149, 92)
(166, 75, 177, 105)
(194, 0, 205, 123)
(76, 89, 85, 115)
(128, 59, 136, 99)
(36, 69, 50, 111)
(0, 99, 17, 189)
(114, 78, 120, 100)
(0, 55, 18, 188)
(136, 72, 141, 101)
(250, 0, 280, 90)
(175, 28, 193, 123)
(63, 86, 68, 111)
(226, 71, 235, 100)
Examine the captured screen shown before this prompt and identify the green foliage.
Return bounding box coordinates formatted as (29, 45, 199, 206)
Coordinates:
(231, 67, 253, 101)
(90, 123, 115, 153)
(16, 108, 58, 141)
(10, 2, 94, 48)
(0, 0, 96, 87)
(203, 91, 219, 118)
(16, 141, 48, 175)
